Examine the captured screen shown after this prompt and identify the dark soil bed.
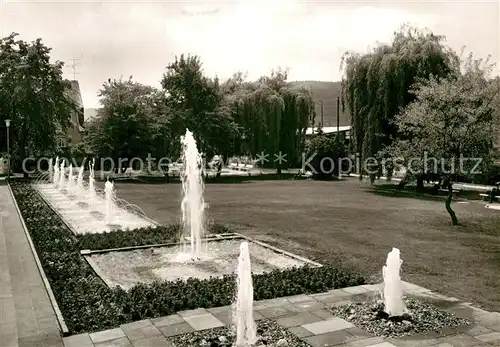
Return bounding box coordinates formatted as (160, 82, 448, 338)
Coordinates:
(328, 297, 470, 338)
(167, 319, 310, 347)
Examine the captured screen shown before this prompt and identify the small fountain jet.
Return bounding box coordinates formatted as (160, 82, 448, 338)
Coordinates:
(104, 177, 115, 225)
(48, 158, 54, 183)
(233, 241, 256, 347)
(382, 247, 406, 317)
(53, 157, 60, 187)
(58, 160, 66, 189)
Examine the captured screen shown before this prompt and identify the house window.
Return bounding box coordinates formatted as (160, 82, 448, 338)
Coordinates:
(57, 137, 66, 148)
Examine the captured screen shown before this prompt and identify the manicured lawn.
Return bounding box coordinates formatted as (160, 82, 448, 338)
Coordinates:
(112, 177, 500, 312)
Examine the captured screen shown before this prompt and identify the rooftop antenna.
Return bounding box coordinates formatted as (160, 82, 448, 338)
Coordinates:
(67, 58, 81, 80)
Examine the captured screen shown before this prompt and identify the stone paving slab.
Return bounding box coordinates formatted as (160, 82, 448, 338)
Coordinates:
(61, 284, 500, 347)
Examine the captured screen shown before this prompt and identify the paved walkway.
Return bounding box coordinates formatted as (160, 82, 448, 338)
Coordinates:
(62, 283, 500, 347)
(0, 182, 63, 347)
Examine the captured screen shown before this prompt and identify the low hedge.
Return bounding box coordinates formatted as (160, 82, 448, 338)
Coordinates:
(11, 180, 365, 334)
(77, 223, 231, 250)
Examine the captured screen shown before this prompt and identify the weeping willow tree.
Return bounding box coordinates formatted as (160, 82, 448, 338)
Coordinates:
(341, 25, 459, 180)
(225, 69, 315, 171)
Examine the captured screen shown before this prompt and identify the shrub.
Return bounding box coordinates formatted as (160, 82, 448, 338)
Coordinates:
(306, 135, 347, 179)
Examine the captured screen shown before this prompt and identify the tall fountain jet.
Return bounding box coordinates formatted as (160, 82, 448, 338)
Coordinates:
(104, 178, 115, 224)
(180, 129, 205, 260)
(233, 241, 256, 347)
(53, 157, 60, 187)
(66, 164, 74, 193)
(58, 160, 66, 189)
(76, 166, 85, 197)
(382, 247, 406, 316)
(48, 158, 54, 183)
(88, 158, 96, 199)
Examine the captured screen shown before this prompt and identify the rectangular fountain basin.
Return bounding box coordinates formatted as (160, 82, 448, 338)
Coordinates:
(34, 184, 157, 234)
(82, 235, 321, 290)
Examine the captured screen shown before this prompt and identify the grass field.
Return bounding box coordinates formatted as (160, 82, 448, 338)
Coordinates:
(112, 177, 500, 312)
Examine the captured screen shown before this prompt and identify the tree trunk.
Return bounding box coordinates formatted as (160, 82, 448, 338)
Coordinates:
(386, 167, 393, 181)
(445, 180, 458, 225)
(369, 173, 375, 184)
(397, 172, 410, 189)
(23, 144, 29, 178)
(416, 176, 424, 192)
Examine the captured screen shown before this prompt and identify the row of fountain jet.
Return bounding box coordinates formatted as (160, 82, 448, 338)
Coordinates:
(48, 157, 117, 224)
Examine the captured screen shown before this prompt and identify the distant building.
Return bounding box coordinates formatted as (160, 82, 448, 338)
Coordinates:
(57, 80, 85, 149)
(84, 108, 99, 121)
(305, 125, 351, 142)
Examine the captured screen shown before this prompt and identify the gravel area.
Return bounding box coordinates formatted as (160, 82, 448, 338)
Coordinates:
(328, 297, 470, 338)
(167, 319, 309, 347)
(87, 239, 309, 290)
(35, 184, 155, 234)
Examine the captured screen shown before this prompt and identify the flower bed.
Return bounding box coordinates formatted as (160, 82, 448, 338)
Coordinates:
(328, 298, 469, 338)
(11, 180, 365, 334)
(167, 319, 309, 347)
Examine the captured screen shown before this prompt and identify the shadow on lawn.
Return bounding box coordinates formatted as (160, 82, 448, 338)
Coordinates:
(367, 184, 449, 202)
(367, 183, 483, 202)
(102, 173, 298, 185)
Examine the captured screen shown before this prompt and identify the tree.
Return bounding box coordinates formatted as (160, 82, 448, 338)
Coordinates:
(306, 135, 347, 179)
(161, 54, 236, 158)
(226, 68, 315, 172)
(341, 25, 459, 180)
(390, 54, 500, 225)
(83, 77, 166, 170)
(0, 33, 76, 169)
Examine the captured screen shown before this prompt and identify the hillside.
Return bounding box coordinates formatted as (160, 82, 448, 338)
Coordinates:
(288, 80, 349, 127)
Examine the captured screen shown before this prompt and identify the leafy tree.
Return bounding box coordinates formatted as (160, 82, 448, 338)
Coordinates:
(306, 135, 347, 179)
(390, 54, 500, 225)
(0, 33, 76, 169)
(341, 25, 459, 179)
(161, 54, 236, 158)
(83, 77, 165, 169)
(226, 68, 315, 172)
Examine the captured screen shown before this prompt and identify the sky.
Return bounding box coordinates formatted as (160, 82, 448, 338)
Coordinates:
(1, 0, 499, 109)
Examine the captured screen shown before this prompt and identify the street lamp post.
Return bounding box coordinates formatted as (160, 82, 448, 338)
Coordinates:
(5, 119, 11, 182)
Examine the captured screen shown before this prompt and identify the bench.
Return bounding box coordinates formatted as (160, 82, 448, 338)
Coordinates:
(229, 163, 253, 172)
(438, 189, 461, 194)
(480, 192, 500, 201)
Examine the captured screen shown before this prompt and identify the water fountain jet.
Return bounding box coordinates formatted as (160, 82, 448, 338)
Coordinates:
(48, 158, 53, 183)
(53, 157, 60, 187)
(66, 164, 74, 194)
(180, 129, 205, 260)
(233, 241, 256, 347)
(76, 166, 85, 197)
(58, 160, 66, 189)
(382, 247, 406, 317)
(88, 158, 96, 200)
(103, 178, 121, 229)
